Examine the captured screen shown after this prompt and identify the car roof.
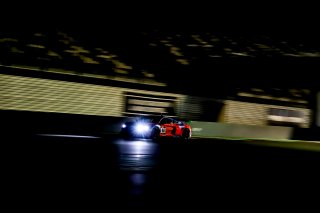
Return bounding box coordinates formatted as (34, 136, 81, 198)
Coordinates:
(136, 115, 179, 121)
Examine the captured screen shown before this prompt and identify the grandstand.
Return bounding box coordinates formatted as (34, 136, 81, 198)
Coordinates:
(1, 30, 319, 86)
(0, 31, 163, 86)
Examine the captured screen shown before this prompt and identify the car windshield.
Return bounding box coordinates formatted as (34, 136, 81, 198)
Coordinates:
(134, 116, 184, 124)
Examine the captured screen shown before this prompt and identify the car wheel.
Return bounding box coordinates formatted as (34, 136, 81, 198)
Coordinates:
(151, 127, 160, 140)
(182, 129, 190, 140)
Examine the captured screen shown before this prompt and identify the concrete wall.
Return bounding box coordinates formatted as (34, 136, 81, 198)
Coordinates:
(191, 121, 293, 140)
(0, 74, 185, 117)
(222, 100, 311, 128)
(0, 74, 124, 116)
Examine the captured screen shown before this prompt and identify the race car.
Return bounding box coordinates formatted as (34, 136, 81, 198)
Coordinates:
(120, 115, 191, 139)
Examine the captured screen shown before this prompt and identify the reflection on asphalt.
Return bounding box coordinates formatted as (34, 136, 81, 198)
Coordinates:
(111, 138, 160, 199)
(114, 138, 158, 171)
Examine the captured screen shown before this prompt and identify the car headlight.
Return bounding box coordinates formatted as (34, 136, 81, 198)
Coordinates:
(122, 124, 126, 128)
(135, 123, 149, 133)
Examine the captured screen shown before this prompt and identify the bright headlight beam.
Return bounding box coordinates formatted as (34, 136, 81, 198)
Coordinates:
(135, 123, 149, 133)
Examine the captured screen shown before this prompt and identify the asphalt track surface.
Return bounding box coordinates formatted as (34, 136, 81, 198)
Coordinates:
(3, 133, 320, 210)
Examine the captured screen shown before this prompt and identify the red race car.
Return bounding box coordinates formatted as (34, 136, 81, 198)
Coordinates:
(121, 115, 192, 140)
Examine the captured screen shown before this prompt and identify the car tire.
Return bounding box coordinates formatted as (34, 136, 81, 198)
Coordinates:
(182, 129, 190, 140)
(151, 127, 160, 140)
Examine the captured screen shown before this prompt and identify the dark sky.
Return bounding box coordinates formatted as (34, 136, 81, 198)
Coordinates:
(2, 1, 318, 34)
(1, 2, 319, 48)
